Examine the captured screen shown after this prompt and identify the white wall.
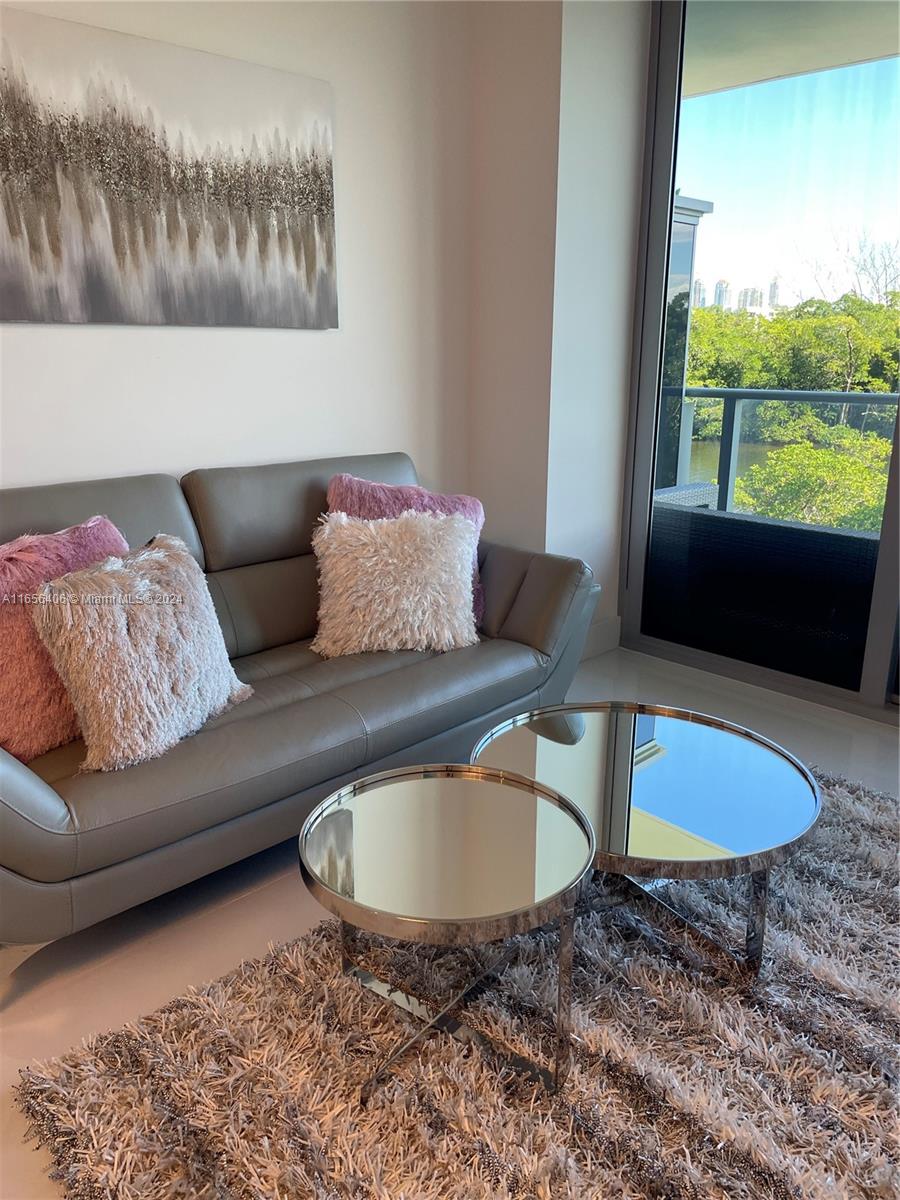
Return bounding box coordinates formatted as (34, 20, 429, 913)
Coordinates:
(465, 0, 649, 641)
(547, 0, 650, 643)
(1, 0, 651, 638)
(466, 1, 562, 552)
(0, 1, 472, 491)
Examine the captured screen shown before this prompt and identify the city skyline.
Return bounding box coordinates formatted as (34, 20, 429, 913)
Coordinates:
(694, 276, 779, 312)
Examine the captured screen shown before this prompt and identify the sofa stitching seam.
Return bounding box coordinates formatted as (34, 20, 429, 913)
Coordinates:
(330, 694, 370, 758)
(0, 804, 75, 837)
(284, 655, 437, 698)
(183, 483, 216, 572)
(282, 671, 322, 694)
(72, 809, 79, 876)
(545, 571, 585, 659)
(212, 578, 241, 658)
(345, 658, 547, 739)
(497, 553, 537, 637)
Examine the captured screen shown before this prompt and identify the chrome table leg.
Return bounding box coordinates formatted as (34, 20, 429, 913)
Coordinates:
(340, 918, 358, 974)
(340, 920, 571, 1103)
(553, 905, 575, 1091)
(355, 947, 518, 1105)
(744, 869, 769, 977)
(619, 869, 771, 980)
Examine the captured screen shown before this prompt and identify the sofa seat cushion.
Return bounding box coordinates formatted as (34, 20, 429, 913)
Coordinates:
(331, 637, 550, 763)
(231, 640, 318, 682)
(26, 669, 323, 785)
(232, 639, 434, 690)
(13, 636, 549, 886)
(18, 681, 368, 883)
(232, 638, 547, 762)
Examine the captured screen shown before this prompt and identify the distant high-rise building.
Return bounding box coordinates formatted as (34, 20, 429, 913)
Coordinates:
(713, 279, 730, 309)
(692, 279, 706, 308)
(737, 286, 764, 311)
(768, 277, 780, 309)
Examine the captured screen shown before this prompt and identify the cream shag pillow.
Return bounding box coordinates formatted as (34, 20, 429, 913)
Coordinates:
(311, 510, 479, 658)
(31, 535, 252, 772)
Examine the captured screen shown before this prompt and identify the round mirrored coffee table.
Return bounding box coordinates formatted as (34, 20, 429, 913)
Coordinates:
(299, 763, 594, 1100)
(473, 702, 820, 976)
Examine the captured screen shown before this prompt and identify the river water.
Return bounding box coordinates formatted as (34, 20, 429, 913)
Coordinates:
(688, 439, 775, 484)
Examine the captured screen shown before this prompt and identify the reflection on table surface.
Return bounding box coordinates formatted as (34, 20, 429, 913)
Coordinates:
(475, 709, 817, 863)
(302, 775, 591, 921)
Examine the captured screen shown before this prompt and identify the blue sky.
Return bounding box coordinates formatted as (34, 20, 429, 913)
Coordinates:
(677, 56, 900, 305)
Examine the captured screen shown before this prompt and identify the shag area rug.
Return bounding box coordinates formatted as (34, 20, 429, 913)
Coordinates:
(17, 772, 899, 1199)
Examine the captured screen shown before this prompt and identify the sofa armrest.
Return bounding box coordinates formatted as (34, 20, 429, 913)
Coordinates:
(0, 748, 76, 879)
(478, 542, 598, 660)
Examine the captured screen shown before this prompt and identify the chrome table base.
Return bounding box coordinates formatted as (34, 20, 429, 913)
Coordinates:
(341, 867, 768, 1104)
(591, 868, 770, 979)
(341, 911, 576, 1104)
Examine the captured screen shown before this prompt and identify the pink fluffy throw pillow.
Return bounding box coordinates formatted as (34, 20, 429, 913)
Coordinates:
(327, 474, 486, 624)
(0, 515, 129, 762)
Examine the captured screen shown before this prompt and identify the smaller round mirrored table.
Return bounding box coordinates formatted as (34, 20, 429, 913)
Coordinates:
(299, 763, 594, 1099)
(473, 702, 820, 976)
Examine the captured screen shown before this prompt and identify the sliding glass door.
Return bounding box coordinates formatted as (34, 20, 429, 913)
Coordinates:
(623, 1, 899, 708)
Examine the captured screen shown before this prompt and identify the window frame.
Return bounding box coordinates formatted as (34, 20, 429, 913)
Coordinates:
(619, 0, 899, 723)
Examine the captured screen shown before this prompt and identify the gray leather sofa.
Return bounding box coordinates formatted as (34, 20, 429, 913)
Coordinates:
(0, 453, 598, 945)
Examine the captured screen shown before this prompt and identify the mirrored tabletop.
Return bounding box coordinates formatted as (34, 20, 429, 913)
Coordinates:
(473, 704, 820, 878)
(299, 765, 595, 942)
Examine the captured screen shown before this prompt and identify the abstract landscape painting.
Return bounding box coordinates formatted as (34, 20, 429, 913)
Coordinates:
(0, 9, 337, 328)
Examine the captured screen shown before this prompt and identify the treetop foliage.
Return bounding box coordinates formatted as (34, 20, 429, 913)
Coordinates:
(676, 291, 898, 531)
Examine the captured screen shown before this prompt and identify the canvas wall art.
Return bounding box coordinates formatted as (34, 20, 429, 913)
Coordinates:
(0, 9, 338, 328)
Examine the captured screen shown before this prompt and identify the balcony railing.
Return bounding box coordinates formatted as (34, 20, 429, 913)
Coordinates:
(659, 386, 900, 512)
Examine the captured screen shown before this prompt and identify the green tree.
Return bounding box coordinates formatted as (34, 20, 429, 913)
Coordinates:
(733, 431, 891, 532)
(687, 307, 775, 439)
(753, 399, 830, 444)
(687, 292, 899, 443)
(683, 280, 897, 530)
(656, 291, 690, 486)
(769, 295, 897, 400)
(687, 307, 777, 391)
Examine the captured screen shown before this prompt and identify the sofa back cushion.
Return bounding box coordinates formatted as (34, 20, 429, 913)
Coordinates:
(0, 457, 422, 663)
(181, 453, 418, 657)
(0, 474, 204, 566)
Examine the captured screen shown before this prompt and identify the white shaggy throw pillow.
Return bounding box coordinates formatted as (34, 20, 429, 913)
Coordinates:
(31, 535, 252, 772)
(311, 510, 479, 658)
